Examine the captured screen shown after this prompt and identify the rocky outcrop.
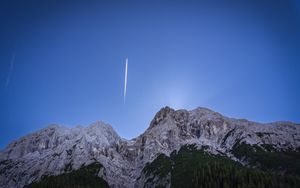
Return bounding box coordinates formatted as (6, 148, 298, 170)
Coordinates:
(0, 106, 299, 188)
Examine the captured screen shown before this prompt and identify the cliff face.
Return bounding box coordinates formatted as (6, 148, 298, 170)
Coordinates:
(1, 106, 299, 188)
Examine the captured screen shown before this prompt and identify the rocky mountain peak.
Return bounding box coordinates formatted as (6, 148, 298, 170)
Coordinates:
(149, 106, 175, 129)
(0, 106, 299, 188)
(85, 121, 121, 146)
(87, 121, 118, 136)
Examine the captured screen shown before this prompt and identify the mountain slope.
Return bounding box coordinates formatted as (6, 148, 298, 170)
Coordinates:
(0, 106, 299, 188)
(24, 162, 110, 188)
(138, 144, 300, 188)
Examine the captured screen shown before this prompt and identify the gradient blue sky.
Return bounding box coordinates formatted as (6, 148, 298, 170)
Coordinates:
(1, 0, 300, 149)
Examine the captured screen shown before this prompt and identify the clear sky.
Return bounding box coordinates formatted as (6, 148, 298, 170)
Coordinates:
(0, 0, 300, 149)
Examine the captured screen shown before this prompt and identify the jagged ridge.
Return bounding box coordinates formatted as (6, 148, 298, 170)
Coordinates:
(0, 106, 299, 188)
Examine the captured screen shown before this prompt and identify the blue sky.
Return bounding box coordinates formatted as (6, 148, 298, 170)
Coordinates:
(0, 0, 300, 149)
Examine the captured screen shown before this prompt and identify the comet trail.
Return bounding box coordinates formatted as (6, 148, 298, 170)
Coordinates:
(124, 58, 128, 103)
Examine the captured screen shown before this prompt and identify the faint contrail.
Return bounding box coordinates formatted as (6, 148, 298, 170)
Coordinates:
(124, 58, 128, 103)
(5, 54, 15, 88)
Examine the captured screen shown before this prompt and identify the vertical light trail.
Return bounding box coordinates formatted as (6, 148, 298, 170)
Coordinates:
(124, 58, 128, 103)
(5, 53, 15, 88)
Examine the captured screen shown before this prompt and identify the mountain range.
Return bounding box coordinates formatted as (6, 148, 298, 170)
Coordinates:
(1, 106, 300, 188)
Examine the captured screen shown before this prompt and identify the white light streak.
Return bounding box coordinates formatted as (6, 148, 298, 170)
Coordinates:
(124, 58, 128, 103)
(5, 54, 15, 88)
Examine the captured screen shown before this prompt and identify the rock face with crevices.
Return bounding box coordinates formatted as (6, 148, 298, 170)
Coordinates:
(0, 106, 299, 188)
